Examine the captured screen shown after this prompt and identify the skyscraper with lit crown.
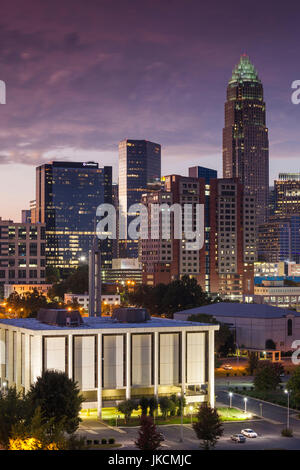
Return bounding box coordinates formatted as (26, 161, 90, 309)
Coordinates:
(223, 54, 269, 225)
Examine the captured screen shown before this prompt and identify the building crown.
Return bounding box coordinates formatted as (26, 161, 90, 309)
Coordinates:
(229, 54, 261, 85)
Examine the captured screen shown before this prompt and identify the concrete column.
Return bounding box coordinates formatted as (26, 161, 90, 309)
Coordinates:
(181, 331, 186, 395)
(24, 334, 30, 391)
(97, 333, 102, 418)
(8, 330, 14, 385)
(16, 332, 22, 390)
(68, 335, 73, 379)
(208, 329, 215, 408)
(154, 332, 159, 398)
(0, 328, 5, 385)
(126, 332, 131, 400)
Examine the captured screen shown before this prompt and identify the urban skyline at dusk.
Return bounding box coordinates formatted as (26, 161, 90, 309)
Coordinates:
(0, 0, 300, 220)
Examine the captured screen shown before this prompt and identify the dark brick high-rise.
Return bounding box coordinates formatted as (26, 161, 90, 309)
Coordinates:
(223, 54, 269, 225)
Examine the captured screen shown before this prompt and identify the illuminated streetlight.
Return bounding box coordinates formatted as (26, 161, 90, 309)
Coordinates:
(244, 397, 247, 413)
(284, 389, 290, 429)
(229, 392, 233, 408)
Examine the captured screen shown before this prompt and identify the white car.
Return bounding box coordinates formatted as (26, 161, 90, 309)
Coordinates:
(241, 429, 257, 438)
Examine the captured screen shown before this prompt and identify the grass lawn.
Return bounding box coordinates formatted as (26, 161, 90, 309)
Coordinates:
(217, 407, 253, 421)
(82, 405, 254, 427)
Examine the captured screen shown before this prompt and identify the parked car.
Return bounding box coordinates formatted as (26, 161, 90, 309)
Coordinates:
(241, 429, 257, 438)
(231, 434, 246, 443)
(222, 364, 233, 370)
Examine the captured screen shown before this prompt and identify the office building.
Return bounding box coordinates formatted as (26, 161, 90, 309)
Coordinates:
(34, 161, 112, 271)
(258, 215, 300, 263)
(118, 139, 161, 258)
(223, 54, 269, 225)
(209, 178, 256, 299)
(0, 218, 46, 295)
(0, 310, 218, 413)
(274, 173, 300, 216)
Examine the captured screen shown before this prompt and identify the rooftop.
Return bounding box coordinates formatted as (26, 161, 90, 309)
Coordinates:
(0, 315, 216, 332)
(174, 302, 299, 319)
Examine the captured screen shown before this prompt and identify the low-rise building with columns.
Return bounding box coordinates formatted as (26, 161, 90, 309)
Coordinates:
(0, 311, 218, 416)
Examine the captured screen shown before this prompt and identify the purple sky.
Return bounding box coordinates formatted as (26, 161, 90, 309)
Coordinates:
(1, 0, 300, 221)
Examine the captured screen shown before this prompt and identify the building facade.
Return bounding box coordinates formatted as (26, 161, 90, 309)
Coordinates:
(0, 315, 218, 414)
(0, 219, 46, 296)
(118, 139, 161, 258)
(34, 161, 112, 271)
(258, 215, 300, 263)
(174, 302, 300, 352)
(223, 54, 269, 226)
(209, 178, 256, 299)
(274, 173, 300, 217)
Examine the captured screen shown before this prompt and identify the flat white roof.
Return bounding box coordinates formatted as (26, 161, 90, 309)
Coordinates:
(0, 316, 218, 333)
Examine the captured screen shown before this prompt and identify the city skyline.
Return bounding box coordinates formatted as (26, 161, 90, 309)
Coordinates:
(1, 0, 300, 220)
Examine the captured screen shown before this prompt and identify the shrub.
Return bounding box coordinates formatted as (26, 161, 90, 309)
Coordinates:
(86, 439, 92, 445)
(93, 439, 99, 445)
(101, 438, 107, 444)
(108, 438, 115, 444)
(281, 428, 293, 437)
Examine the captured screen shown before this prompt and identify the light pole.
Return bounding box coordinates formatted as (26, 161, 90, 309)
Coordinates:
(244, 397, 247, 413)
(284, 389, 290, 429)
(178, 392, 184, 442)
(229, 392, 233, 408)
(259, 403, 263, 417)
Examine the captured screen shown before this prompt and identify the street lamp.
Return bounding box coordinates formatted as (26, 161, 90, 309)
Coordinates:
(229, 392, 233, 408)
(177, 392, 184, 442)
(2, 381, 7, 395)
(244, 397, 247, 413)
(259, 403, 263, 417)
(284, 389, 290, 429)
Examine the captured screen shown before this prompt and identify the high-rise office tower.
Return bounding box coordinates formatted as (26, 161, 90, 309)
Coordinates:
(118, 139, 161, 258)
(274, 173, 300, 216)
(223, 54, 269, 225)
(35, 161, 112, 272)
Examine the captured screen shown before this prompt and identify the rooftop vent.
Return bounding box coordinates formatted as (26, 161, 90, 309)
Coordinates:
(111, 308, 150, 323)
(37, 309, 83, 327)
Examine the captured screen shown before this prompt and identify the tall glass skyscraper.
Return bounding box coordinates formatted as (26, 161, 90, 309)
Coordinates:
(223, 54, 269, 225)
(34, 161, 112, 272)
(118, 139, 161, 258)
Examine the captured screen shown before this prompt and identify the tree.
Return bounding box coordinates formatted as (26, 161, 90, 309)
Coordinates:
(26, 370, 83, 435)
(265, 339, 276, 350)
(158, 396, 172, 420)
(135, 415, 164, 450)
(247, 351, 259, 376)
(0, 387, 27, 448)
(117, 399, 138, 424)
(149, 396, 158, 417)
(139, 397, 149, 416)
(193, 403, 223, 450)
(45, 266, 61, 284)
(287, 366, 300, 408)
(127, 275, 212, 317)
(254, 361, 284, 391)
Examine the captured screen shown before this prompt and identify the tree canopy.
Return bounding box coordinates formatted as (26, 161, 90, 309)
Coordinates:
(128, 275, 212, 316)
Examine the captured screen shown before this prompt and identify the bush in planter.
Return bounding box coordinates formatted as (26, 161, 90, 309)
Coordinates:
(86, 439, 92, 445)
(281, 428, 293, 437)
(93, 439, 99, 445)
(101, 438, 107, 445)
(108, 438, 115, 444)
